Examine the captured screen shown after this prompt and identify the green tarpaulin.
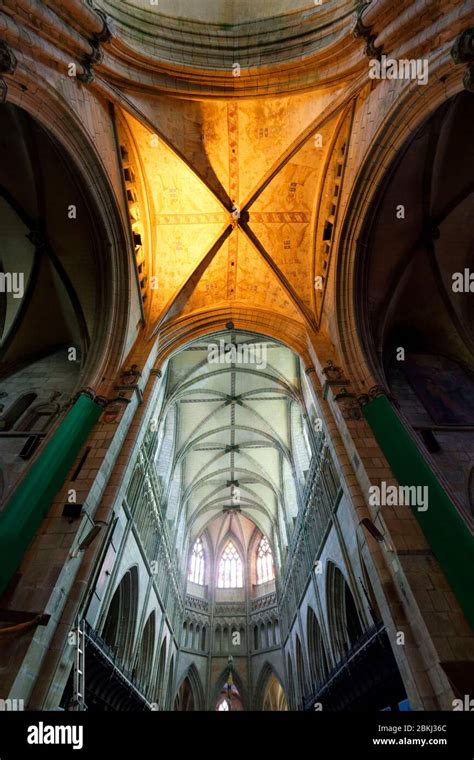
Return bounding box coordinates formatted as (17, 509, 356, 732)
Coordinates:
(363, 394, 474, 629)
(0, 393, 102, 596)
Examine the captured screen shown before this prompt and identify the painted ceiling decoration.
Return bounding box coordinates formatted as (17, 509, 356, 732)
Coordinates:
(116, 95, 353, 348)
(111, 41, 355, 556)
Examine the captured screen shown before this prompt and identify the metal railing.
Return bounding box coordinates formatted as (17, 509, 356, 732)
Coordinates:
(302, 620, 386, 710)
(84, 621, 154, 708)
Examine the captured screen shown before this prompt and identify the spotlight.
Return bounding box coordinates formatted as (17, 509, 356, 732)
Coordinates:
(360, 518, 394, 552)
(70, 521, 107, 558)
(360, 518, 384, 542)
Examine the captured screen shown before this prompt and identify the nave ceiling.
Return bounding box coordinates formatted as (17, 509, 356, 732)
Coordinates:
(155, 332, 314, 570)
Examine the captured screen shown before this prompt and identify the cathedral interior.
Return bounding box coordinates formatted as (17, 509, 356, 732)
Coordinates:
(0, 0, 474, 715)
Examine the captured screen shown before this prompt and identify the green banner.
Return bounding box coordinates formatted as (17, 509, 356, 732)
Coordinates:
(0, 393, 102, 596)
(363, 394, 474, 629)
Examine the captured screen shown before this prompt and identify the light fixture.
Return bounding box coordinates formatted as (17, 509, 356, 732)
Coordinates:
(360, 517, 384, 542)
(360, 518, 394, 552)
(70, 521, 107, 558)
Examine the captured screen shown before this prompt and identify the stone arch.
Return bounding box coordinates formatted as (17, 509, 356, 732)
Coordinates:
(182, 620, 187, 648)
(250, 527, 276, 586)
(2, 80, 132, 393)
(294, 633, 306, 706)
(253, 624, 259, 651)
(215, 531, 246, 589)
(326, 561, 363, 663)
(134, 611, 156, 695)
(254, 662, 287, 711)
(306, 606, 329, 690)
(155, 638, 167, 706)
(356, 533, 383, 626)
(186, 530, 211, 587)
(286, 652, 296, 711)
(154, 312, 313, 371)
(101, 565, 139, 667)
(214, 624, 222, 654)
(212, 666, 248, 711)
(334, 71, 465, 390)
(174, 664, 205, 711)
(188, 622, 194, 650)
(273, 618, 280, 645)
(165, 653, 176, 710)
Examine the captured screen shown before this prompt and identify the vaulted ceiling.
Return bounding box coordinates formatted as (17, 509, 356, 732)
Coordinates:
(155, 332, 313, 571)
(362, 91, 474, 375)
(0, 104, 100, 379)
(113, 0, 320, 24)
(117, 89, 352, 351)
(113, 55, 353, 570)
(97, 0, 359, 86)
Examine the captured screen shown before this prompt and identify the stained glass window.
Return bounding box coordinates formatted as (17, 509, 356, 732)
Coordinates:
(256, 535, 274, 584)
(188, 537, 205, 585)
(217, 540, 243, 588)
(217, 699, 229, 711)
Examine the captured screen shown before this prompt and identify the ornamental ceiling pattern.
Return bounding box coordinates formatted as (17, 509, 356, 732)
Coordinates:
(117, 89, 352, 340)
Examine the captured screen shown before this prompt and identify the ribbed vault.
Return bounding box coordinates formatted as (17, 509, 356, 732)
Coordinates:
(117, 94, 353, 345)
(155, 331, 314, 576)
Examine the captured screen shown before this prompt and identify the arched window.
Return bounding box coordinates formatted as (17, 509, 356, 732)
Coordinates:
(256, 535, 274, 584)
(188, 537, 205, 585)
(217, 698, 229, 711)
(217, 540, 243, 588)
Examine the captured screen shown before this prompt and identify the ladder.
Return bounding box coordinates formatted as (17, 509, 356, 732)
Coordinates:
(72, 620, 87, 711)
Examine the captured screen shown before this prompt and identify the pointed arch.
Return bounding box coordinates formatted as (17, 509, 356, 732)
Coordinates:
(212, 665, 248, 711)
(156, 638, 167, 706)
(326, 561, 364, 662)
(256, 534, 275, 585)
(165, 654, 176, 710)
(217, 538, 243, 588)
(101, 565, 139, 666)
(174, 664, 205, 711)
(306, 606, 329, 690)
(134, 611, 156, 694)
(188, 535, 205, 585)
(254, 662, 287, 711)
(295, 634, 307, 706)
(286, 652, 296, 710)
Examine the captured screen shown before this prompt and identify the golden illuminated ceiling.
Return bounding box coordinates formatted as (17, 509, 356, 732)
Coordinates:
(117, 87, 353, 344)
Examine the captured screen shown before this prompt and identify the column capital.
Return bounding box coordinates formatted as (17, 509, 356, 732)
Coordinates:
(451, 28, 474, 93)
(451, 28, 474, 65)
(358, 385, 387, 407)
(0, 42, 17, 75)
